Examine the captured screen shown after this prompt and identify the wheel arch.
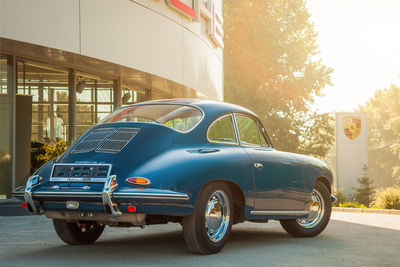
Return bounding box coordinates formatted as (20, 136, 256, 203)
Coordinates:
(315, 176, 331, 194)
(199, 179, 245, 224)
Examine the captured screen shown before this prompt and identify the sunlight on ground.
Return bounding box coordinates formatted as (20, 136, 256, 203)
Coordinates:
(332, 211, 400, 231)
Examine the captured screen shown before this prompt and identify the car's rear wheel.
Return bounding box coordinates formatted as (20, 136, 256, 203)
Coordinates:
(280, 181, 331, 237)
(53, 219, 105, 245)
(182, 182, 233, 254)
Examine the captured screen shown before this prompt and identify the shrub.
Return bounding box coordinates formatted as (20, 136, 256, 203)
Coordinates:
(338, 202, 367, 209)
(374, 186, 400, 210)
(333, 188, 347, 207)
(36, 140, 67, 164)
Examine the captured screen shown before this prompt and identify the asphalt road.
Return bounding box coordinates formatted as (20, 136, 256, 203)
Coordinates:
(0, 212, 399, 267)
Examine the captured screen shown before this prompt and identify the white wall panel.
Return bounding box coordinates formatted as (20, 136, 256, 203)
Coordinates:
(0, 0, 80, 53)
(0, 0, 223, 100)
(182, 28, 222, 100)
(80, 0, 182, 86)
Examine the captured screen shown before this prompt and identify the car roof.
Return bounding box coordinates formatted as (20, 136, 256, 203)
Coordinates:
(133, 98, 258, 118)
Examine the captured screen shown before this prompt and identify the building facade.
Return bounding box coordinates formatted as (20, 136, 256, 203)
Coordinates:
(0, 0, 223, 198)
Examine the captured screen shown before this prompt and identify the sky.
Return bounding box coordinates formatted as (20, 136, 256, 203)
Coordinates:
(306, 0, 400, 113)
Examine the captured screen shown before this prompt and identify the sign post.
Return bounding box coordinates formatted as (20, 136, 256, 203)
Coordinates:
(335, 112, 368, 195)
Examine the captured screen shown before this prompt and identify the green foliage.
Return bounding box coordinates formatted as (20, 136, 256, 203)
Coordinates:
(374, 186, 400, 210)
(358, 85, 400, 187)
(338, 202, 367, 209)
(332, 188, 347, 207)
(36, 140, 67, 164)
(352, 166, 375, 207)
(352, 176, 375, 207)
(223, 0, 334, 158)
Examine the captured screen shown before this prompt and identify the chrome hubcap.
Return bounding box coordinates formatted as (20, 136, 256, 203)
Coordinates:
(205, 190, 230, 242)
(297, 189, 325, 228)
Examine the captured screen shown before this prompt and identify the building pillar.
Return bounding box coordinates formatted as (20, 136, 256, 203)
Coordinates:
(68, 69, 76, 144)
(10, 55, 16, 197)
(113, 79, 122, 109)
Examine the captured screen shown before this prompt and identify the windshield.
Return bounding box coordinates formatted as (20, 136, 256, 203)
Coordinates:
(99, 104, 203, 132)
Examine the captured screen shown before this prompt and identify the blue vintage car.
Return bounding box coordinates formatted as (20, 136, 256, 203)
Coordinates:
(14, 99, 335, 254)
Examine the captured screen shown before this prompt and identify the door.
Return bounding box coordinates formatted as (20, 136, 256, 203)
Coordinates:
(234, 114, 306, 211)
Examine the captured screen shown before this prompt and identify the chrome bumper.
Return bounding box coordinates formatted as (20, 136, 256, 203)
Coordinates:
(20, 175, 190, 216)
(24, 175, 43, 215)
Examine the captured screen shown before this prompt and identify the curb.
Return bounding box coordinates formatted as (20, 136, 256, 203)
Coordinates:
(333, 207, 400, 215)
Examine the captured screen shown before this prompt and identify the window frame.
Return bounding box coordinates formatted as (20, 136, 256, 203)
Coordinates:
(233, 113, 263, 147)
(206, 113, 239, 146)
(99, 103, 205, 134)
(257, 121, 273, 148)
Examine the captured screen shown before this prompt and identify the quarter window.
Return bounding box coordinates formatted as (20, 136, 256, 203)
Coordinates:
(236, 115, 261, 146)
(208, 115, 237, 144)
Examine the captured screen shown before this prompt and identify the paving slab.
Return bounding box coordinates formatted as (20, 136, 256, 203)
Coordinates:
(0, 212, 399, 266)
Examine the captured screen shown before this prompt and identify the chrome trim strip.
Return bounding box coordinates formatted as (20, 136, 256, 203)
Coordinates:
(32, 190, 190, 201)
(50, 163, 112, 182)
(34, 191, 102, 197)
(250, 210, 310, 216)
(206, 113, 239, 145)
(114, 192, 190, 200)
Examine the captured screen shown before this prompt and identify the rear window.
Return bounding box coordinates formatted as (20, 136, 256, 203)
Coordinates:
(99, 104, 203, 132)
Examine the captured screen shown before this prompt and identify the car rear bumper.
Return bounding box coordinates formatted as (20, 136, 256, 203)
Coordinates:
(13, 180, 192, 218)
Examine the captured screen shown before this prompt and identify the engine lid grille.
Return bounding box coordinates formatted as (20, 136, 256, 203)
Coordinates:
(70, 127, 141, 154)
(50, 164, 112, 182)
(96, 128, 141, 154)
(71, 128, 115, 154)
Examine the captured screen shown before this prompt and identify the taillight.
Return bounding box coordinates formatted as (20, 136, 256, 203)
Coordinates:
(127, 206, 136, 212)
(125, 177, 151, 186)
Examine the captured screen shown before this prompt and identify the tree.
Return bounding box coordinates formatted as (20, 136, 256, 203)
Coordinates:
(352, 165, 375, 207)
(358, 85, 400, 187)
(223, 0, 334, 158)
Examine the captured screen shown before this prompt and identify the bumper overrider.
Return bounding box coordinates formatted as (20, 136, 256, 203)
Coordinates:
(15, 174, 191, 224)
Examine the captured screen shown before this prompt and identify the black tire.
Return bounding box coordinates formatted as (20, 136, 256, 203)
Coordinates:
(280, 182, 331, 237)
(53, 219, 105, 245)
(182, 182, 233, 255)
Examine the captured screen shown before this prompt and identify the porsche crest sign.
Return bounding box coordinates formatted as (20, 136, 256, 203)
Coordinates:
(343, 116, 361, 140)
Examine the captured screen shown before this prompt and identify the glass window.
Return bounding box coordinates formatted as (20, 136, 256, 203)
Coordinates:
(100, 104, 203, 132)
(208, 115, 237, 144)
(236, 114, 261, 146)
(17, 60, 69, 143)
(76, 73, 114, 137)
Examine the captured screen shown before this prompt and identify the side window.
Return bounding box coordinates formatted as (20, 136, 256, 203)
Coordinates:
(208, 115, 237, 144)
(235, 114, 261, 146)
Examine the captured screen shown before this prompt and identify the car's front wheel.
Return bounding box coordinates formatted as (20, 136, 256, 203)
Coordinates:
(53, 219, 105, 245)
(182, 182, 233, 254)
(280, 181, 331, 237)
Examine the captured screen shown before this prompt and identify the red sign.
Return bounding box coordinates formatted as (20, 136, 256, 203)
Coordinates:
(165, 0, 223, 48)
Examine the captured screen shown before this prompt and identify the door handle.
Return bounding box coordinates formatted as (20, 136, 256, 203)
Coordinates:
(254, 163, 263, 169)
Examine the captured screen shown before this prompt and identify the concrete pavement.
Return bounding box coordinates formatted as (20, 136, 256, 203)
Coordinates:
(0, 212, 399, 266)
